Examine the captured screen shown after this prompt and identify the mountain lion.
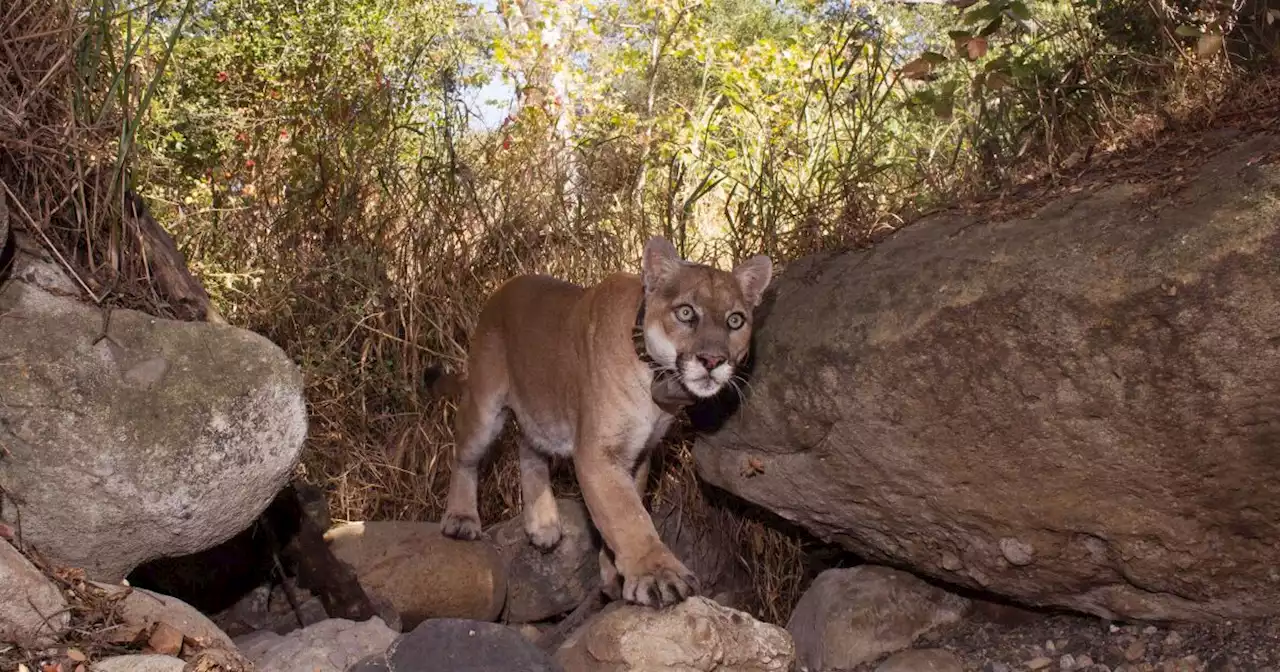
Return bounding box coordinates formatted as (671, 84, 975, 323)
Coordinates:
(440, 236, 773, 607)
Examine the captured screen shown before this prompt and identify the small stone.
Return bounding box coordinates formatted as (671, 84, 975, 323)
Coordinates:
(1059, 654, 1076, 670)
(1125, 640, 1147, 661)
(1143, 626, 1158, 635)
(1109, 624, 1120, 634)
(237, 617, 398, 672)
(1163, 631, 1184, 648)
(1046, 640, 1057, 652)
(786, 565, 970, 670)
(93, 582, 234, 649)
(999, 538, 1035, 566)
(875, 648, 964, 672)
(91, 655, 187, 672)
(367, 619, 560, 672)
(1076, 655, 1094, 668)
(1028, 657, 1053, 670)
(147, 622, 184, 657)
(512, 623, 545, 644)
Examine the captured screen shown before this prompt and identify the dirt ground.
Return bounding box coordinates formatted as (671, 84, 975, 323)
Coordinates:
(854, 600, 1280, 672)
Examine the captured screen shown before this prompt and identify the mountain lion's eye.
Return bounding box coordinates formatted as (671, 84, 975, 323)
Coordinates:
(674, 304, 697, 323)
(727, 312, 746, 330)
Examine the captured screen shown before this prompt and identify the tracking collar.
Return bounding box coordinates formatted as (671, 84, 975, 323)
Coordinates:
(632, 296, 696, 415)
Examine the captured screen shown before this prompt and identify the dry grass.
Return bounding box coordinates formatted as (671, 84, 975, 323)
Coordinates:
(264, 46, 1278, 629)
(0, 0, 204, 318)
(0, 3, 243, 664)
(190, 120, 817, 621)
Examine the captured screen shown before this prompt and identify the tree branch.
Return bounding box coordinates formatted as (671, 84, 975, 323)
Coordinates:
(882, 0, 979, 6)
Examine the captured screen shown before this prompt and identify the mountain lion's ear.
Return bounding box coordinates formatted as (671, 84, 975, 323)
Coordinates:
(642, 236, 682, 294)
(732, 254, 773, 307)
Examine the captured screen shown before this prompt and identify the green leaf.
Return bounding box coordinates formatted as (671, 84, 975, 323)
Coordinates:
(963, 2, 1004, 25)
(1174, 24, 1202, 37)
(985, 70, 1013, 90)
(984, 54, 1011, 72)
(1006, 1, 1032, 21)
(1196, 33, 1224, 57)
(920, 50, 949, 65)
(900, 56, 936, 80)
(965, 36, 988, 60)
(932, 93, 954, 120)
(979, 15, 1004, 37)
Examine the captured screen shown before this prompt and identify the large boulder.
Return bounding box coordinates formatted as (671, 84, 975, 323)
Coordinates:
(488, 498, 600, 623)
(325, 520, 507, 628)
(0, 248, 307, 581)
(0, 539, 68, 646)
(694, 133, 1280, 622)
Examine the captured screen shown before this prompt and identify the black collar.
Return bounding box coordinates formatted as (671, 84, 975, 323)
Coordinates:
(632, 300, 662, 372)
(633, 298, 696, 414)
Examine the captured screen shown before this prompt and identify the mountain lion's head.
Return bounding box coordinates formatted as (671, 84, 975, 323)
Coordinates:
(639, 237, 773, 399)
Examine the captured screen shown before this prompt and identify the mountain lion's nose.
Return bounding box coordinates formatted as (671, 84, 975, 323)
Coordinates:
(697, 354, 725, 370)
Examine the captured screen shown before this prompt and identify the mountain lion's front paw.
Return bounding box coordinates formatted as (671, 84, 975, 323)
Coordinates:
(526, 519, 563, 552)
(620, 547, 700, 608)
(441, 510, 482, 540)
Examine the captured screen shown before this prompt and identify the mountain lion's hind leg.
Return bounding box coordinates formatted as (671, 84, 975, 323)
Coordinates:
(441, 378, 507, 541)
(519, 438, 563, 551)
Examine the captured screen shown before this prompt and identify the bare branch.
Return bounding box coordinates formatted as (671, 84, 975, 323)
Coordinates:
(880, 0, 979, 6)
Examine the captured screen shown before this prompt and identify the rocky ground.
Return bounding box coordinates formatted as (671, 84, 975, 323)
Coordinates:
(894, 605, 1280, 672)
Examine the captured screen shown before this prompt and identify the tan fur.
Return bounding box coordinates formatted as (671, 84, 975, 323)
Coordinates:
(440, 237, 772, 607)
